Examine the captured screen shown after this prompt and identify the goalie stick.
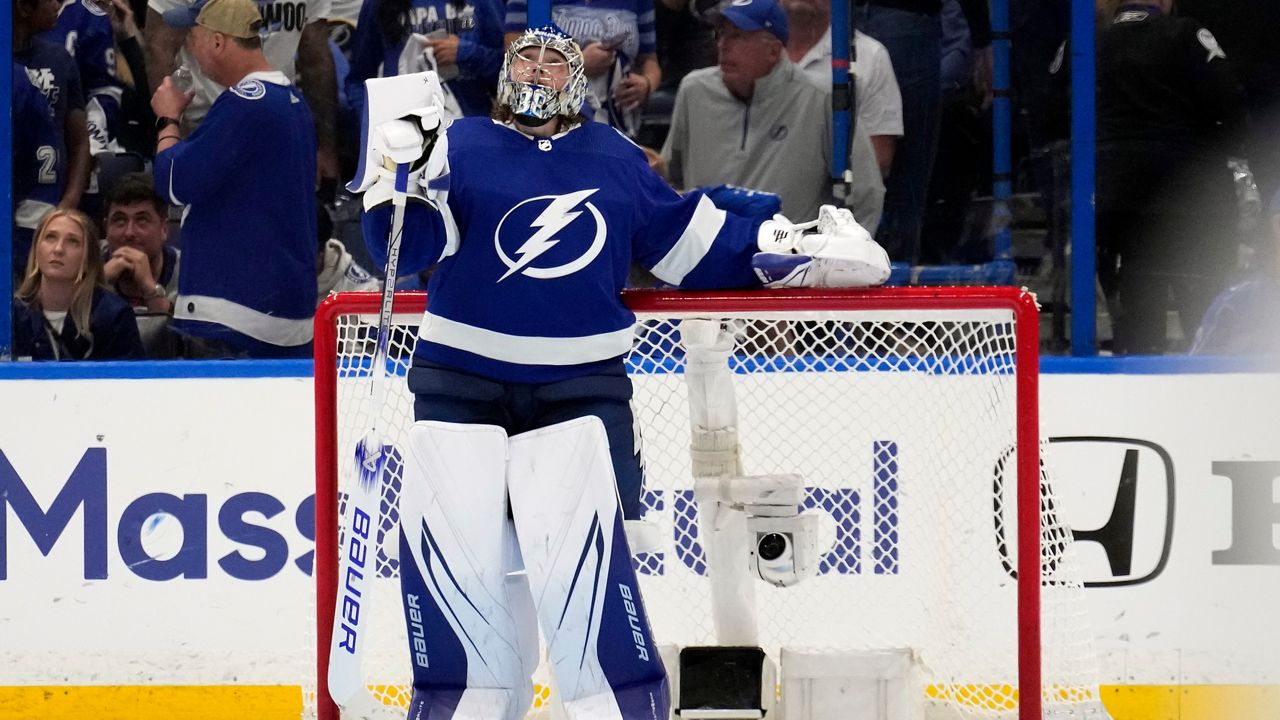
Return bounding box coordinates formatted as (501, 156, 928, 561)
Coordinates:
(327, 162, 412, 717)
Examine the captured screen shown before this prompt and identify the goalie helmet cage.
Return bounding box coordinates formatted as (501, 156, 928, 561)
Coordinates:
(312, 287, 1106, 720)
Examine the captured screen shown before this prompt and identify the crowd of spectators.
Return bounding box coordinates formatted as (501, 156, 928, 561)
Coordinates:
(9, 0, 1280, 360)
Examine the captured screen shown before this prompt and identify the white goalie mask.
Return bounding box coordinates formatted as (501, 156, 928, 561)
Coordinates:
(497, 25, 588, 123)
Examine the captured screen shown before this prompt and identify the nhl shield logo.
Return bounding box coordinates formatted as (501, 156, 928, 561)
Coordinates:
(537, 138, 552, 152)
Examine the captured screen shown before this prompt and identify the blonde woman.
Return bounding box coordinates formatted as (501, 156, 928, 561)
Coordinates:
(13, 209, 144, 360)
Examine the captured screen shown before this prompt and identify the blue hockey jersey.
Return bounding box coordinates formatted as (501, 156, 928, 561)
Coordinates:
(41, 0, 123, 153)
(346, 0, 505, 120)
(364, 118, 763, 383)
(154, 73, 318, 350)
(12, 63, 64, 248)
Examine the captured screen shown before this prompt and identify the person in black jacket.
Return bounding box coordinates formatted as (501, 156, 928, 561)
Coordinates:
(1096, 0, 1245, 354)
(13, 208, 145, 360)
(852, 0, 993, 263)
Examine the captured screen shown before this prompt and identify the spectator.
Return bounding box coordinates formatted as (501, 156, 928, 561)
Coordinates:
(852, 0, 992, 263)
(103, 173, 178, 312)
(100, 173, 183, 357)
(15, 0, 93, 216)
(345, 0, 506, 123)
(151, 0, 318, 358)
(40, 0, 128, 214)
(13, 208, 145, 360)
(504, 0, 662, 137)
(146, 0, 339, 188)
(662, 0, 884, 229)
(12, 63, 64, 280)
(316, 205, 381, 303)
(1095, 0, 1245, 354)
(783, 0, 903, 178)
(1191, 190, 1280, 355)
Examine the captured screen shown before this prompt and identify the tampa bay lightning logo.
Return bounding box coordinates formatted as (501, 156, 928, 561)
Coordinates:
(493, 189, 607, 282)
(232, 79, 267, 100)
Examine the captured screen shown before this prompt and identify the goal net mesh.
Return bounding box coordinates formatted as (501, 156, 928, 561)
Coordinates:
(309, 289, 1105, 720)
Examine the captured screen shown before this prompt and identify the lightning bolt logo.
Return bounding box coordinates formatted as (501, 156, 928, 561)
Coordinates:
(495, 189, 605, 282)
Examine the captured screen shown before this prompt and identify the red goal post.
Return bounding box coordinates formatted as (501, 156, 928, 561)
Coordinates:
(312, 287, 1102, 720)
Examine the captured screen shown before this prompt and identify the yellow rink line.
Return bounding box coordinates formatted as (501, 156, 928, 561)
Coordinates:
(1, 684, 1279, 719)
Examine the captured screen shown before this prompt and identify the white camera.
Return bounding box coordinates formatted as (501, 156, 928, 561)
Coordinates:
(692, 473, 820, 588)
(747, 513, 818, 588)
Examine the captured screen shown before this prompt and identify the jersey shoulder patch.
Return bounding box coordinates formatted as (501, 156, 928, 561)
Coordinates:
(343, 261, 374, 285)
(80, 0, 109, 16)
(231, 79, 268, 100)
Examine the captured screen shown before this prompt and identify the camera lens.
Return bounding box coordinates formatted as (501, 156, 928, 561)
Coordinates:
(757, 532, 787, 561)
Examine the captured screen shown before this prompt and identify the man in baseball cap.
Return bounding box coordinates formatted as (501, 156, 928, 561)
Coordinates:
(148, 0, 319, 359)
(662, 0, 885, 235)
(161, 0, 263, 38)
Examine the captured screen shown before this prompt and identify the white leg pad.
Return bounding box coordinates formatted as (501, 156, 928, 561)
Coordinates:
(508, 416, 670, 720)
(400, 421, 532, 720)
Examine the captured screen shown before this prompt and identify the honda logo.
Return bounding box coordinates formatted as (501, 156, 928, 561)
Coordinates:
(1048, 437, 1175, 587)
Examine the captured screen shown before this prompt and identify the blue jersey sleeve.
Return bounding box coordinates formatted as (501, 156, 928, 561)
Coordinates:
(627, 147, 762, 289)
(153, 95, 255, 206)
(362, 200, 449, 276)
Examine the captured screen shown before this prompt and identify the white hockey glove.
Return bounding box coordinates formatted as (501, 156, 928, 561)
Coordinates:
(350, 72, 451, 208)
(752, 205, 891, 288)
(360, 114, 450, 212)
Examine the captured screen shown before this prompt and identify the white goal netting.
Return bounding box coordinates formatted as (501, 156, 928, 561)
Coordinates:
(310, 288, 1107, 720)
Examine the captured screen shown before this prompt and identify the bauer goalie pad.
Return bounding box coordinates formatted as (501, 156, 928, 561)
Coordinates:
(507, 417, 671, 720)
(397, 422, 537, 720)
(349, 71, 449, 195)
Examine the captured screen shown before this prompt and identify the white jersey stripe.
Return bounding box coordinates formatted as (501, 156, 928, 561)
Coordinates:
(647, 194, 726, 285)
(175, 294, 314, 346)
(420, 311, 634, 366)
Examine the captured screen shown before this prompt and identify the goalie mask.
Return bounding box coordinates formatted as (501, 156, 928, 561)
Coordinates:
(497, 25, 588, 125)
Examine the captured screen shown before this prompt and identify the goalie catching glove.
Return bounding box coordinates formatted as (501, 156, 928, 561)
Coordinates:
(752, 205, 891, 288)
(348, 72, 451, 211)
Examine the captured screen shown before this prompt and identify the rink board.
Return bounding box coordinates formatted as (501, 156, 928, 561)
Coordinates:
(0, 363, 1279, 719)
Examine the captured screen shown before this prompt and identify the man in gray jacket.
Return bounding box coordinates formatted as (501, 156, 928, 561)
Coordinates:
(662, 0, 884, 231)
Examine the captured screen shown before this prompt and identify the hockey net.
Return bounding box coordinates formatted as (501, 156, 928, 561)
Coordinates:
(311, 287, 1106, 720)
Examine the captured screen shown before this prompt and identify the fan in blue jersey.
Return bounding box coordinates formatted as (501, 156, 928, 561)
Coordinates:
(12, 63, 65, 279)
(151, 0, 318, 358)
(350, 26, 889, 720)
(40, 0, 125, 163)
(345, 0, 507, 123)
(15, 0, 92, 215)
